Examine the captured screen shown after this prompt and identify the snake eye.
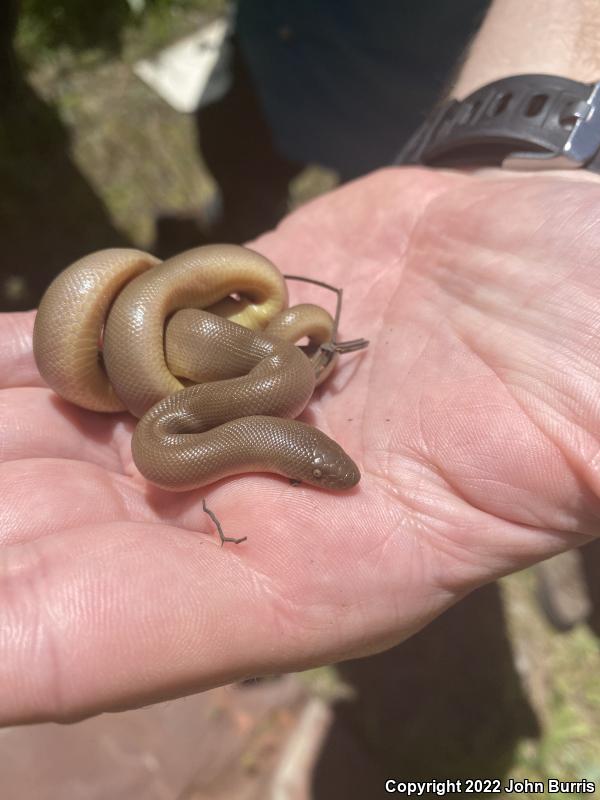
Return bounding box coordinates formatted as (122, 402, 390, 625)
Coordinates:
(312, 468, 322, 479)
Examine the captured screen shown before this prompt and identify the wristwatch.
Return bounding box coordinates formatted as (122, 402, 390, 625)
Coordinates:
(396, 74, 600, 172)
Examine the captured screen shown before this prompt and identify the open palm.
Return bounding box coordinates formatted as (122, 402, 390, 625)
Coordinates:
(2, 167, 600, 726)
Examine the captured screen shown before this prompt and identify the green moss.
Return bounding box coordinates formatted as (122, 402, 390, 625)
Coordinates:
(16, 0, 227, 66)
(501, 569, 600, 787)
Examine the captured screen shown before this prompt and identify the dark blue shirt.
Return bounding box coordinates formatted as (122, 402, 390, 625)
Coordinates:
(236, 0, 490, 178)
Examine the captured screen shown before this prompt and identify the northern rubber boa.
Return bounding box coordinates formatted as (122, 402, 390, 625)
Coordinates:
(33, 245, 362, 491)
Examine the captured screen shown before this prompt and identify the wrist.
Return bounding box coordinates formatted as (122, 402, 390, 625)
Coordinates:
(453, 0, 600, 98)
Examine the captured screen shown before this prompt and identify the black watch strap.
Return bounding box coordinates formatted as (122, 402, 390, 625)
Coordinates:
(396, 74, 600, 172)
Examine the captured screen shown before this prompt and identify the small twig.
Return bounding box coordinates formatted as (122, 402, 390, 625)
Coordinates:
(320, 337, 370, 354)
(283, 274, 369, 355)
(283, 274, 344, 342)
(202, 498, 247, 546)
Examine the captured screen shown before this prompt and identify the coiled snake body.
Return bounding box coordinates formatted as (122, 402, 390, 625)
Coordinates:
(33, 244, 362, 491)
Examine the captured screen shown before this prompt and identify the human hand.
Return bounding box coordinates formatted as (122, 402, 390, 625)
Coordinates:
(2, 166, 600, 725)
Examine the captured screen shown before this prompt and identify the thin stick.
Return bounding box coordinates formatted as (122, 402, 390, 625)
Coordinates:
(283, 274, 343, 341)
(283, 274, 369, 353)
(202, 498, 247, 546)
(320, 337, 370, 354)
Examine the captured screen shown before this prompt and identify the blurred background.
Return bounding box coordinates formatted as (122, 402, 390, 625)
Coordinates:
(1, 1, 600, 797)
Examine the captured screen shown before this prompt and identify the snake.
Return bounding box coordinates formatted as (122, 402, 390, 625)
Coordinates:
(32, 244, 363, 491)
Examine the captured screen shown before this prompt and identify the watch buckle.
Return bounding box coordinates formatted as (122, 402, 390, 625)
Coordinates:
(503, 81, 600, 170)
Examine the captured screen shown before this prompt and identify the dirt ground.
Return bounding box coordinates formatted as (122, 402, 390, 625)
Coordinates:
(1, 3, 600, 798)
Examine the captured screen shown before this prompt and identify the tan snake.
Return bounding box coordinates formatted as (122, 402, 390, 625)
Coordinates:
(32, 244, 363, 491)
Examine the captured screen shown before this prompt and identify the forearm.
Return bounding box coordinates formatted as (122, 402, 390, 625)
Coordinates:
(453, 0, 600, 97)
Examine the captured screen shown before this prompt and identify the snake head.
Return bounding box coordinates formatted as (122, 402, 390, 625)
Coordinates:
(290, 423, 360, 490)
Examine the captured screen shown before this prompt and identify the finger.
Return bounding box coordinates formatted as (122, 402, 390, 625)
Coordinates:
(0, 476, 590, 727)
(1, 459, 139, 544)
(0, 494, 585, 728)
(0, 456, 212, 545)
(0, 446, 366, 546)
(0, 311, 41, 389)
(0, 511, 434, 727)
(0, 387, 131, 471)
